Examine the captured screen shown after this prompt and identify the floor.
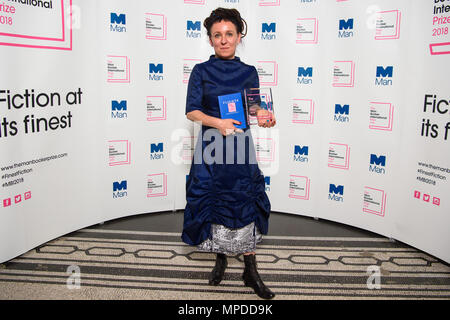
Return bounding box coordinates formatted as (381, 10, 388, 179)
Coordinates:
(94, 210, 381, 239)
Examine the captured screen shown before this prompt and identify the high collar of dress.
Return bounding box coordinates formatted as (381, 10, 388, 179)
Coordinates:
(209, 55, 240, 62)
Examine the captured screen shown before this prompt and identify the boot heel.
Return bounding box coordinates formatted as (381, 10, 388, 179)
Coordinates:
(242, 254, 275, 300)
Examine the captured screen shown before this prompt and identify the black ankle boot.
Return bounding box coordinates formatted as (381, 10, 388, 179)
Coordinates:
(243, 254, 275, 299)
(209, 253, 227, 285)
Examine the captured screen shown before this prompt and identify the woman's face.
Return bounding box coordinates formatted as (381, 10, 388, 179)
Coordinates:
(209, 20, 241, 60)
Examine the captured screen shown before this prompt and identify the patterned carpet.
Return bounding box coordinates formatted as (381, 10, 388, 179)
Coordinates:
(0, 227, 449, 300)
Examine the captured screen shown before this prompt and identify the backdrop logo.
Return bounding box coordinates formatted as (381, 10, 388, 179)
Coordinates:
(111, 100, 127, 119)
(149, 63, 164, 81)
(183, 59, 202, 84)
(375, 66, 393, 86)
(186, 20, 201, 38)
(107, 55, 131, 83)
(113, 180, 128, 199)
(338, 18, 354, 38)
(109, 140, 131, 166)
(369, 102, 394, 131)
(264, 176, 271, 192)
(289, 175, 310, 200)
(328, 142, 350, 170)
(147, 96, 167, 121)
(261, 22, 276, 40)
(375, 10, 401, 40)
(110, 13, 126, 32)
(145, 13, 167, 40)
(184, 0, 205, 4)
(150, 142, 164, 160)
(297, 67, 313, 84)
(292, 99, 314, 124)
(293, 145, 309, 162)
(296, 18, 318, 44)
(255, 138, 275, 162)
(334, 104, 350, 123)
(0, 0, 73, 50)
(369, 154, 386, 174)
(147, 173, 168, 198)
(363, 186, 386, 217)
(260, 0, 280, 6)
(333, 61, 355, 87)
(256, 61, 278, 86)
(328, 184, 344, 202)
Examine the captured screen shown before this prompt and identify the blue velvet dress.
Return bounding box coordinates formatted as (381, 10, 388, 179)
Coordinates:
(181, 55, 271, 248)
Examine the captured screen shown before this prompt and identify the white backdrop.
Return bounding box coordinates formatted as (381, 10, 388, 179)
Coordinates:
(1, 0, 449, 264)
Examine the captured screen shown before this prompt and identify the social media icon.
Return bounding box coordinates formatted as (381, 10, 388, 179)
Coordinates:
(3, 198, 11, 207)
(432, 197, 440, 206)
(14, 194, 22, 204)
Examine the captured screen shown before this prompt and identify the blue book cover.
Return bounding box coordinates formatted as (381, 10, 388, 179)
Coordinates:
(218, 92, 247, 129)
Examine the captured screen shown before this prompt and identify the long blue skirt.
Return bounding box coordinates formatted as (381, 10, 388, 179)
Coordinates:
(181, 127, 271, 246)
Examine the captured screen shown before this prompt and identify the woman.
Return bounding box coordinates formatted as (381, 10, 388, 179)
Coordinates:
(181, 8, 276, 300)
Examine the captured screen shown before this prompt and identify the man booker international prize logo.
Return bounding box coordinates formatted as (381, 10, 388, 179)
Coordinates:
(0, 0, 73, 50)
(183, 59, 201, 84)
(292, 99, 314, 124)
(363, 187, 387, 217)
(145, 13, 167, 40)
(328, 142, 350, 170)
(147, 173, 167, 198)
(107, 56, 130, 83)
(147, 96, 166, 121)
(333, 61, 355, 88)
(256, 61, 278, 86)
(296, 18, 318, 44)
(369, 102, 394, 131)
(289, 175, 310, 200)
(108, 140, 131, 166)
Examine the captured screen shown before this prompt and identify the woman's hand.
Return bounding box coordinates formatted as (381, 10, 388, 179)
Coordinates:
(217, 118, 243, 136)
(256, 109, 276, 128)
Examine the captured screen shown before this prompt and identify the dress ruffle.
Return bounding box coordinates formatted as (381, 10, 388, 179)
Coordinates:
(181, 130, 270, 246)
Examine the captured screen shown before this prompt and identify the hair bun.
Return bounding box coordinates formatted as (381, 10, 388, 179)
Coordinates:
(204, 7, 247, 38)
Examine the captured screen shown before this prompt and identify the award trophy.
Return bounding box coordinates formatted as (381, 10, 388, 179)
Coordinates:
(244, 88, 274, 126)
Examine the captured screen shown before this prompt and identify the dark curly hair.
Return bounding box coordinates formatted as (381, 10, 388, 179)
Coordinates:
(203, 7, 247, 38)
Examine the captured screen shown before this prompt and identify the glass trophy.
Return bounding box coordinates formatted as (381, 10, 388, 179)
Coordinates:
(244, 87, 274, 126)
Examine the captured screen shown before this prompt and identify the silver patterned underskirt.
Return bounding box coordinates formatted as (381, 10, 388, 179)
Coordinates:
(197, 222, 262, 255)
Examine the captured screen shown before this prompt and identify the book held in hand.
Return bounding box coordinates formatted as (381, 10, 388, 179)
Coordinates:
(218, 92, 247, 129)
